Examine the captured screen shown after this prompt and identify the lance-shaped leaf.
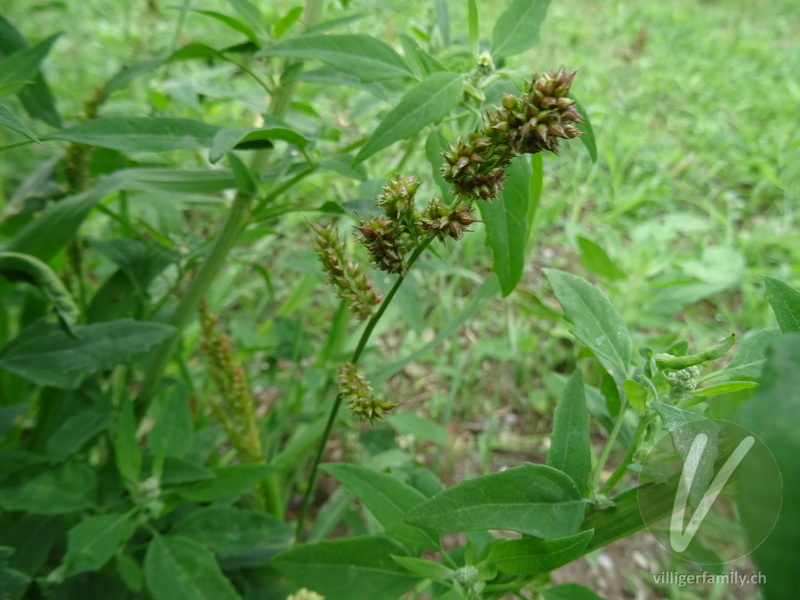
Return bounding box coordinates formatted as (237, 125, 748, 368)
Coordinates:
(354, 71, 463, 165)
(484, 529, 593, 575)
(490, 0, 552, 59)
(63, 513, 136, 576)
(272, 536, 418, 600)
(321, 463, 436, 549)
(0, 461, 96, 514)
(0, 34, 61, 97)
(0, 102, 39, 141)
(544, 269, 632, 379)
(209, 127, 308, 163)
(404, 464, 585, 539)
(479, 156, 531, 296)
(259, 34, 413, 82)
(547, 369, 590, 492)
(764, 276, 800, 333)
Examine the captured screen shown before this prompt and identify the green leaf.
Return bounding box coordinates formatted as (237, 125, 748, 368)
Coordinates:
(271, 536, 417, 600)
(573, 96, 596, 163)
(547, 370, 590, 492)
(543, 583, 606, 600)
(713, 328, 779, 381)
(46, 408, 112, 462)
(144, 535, 240, 600)
(490, 0, 552, 59)
(321, 463, 436, 549)
(354, 72, 462, 166)
(386, 412, 449, 445)
(404, 464, 584, 538)
(0, 16, 61, 127)
(425, 130, 450, 198)
(434, 0, 450, 46)
(479, 156, 531, 296)
(764, 276, 800, 333)
(114, 399, 141, 488)
(225, 0, 267, 39)
(576, 237, 625, 280)
(623, 379, 648, 414)
(0, 564, 29, 600)
(734, 334, 800, 600)
(526, 153, 543, 242)
(173, 507, 292, 558)
(654, 334, 735, 370)
(690, 381, 758, 397)
(175, 463, 278, 502)
(0, 319, 175, 390)
(44, 118, 221, 153)
(544, 269, 632, 379)
(149, 384, 193, 458)
(63, 513, 136, 577)
(0, 461, 95, 514)
(0, 102, 38, 141)
(209, 127, 308, 163)
(467, 0, 479, 57)
(190, 10, 259, 44)
(0, 251, 80, 336)
(391, 555, 453, 583)
(485, 529, 593, 575)
(0, 34, 61, 97)
(260, 34, 413, 82)
(273, 6, 304, 40)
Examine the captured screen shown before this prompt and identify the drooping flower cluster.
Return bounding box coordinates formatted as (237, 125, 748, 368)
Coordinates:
(336, 362, 396, 423)
(443, 67, 584, 201)
(311, 222, 382, 320)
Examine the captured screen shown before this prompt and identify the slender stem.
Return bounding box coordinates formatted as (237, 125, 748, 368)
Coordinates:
(599, 413, 651, 495)
(294, 238, 433, 542)
(590, 396, 629, 493)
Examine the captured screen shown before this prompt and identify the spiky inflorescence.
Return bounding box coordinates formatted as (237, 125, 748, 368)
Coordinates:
(420, 198, 480, 241)
(354, 174, 423, 274)
(336, 362, 396, 423)
(311, 222, 382, 320)
(442, 67, 584, 202)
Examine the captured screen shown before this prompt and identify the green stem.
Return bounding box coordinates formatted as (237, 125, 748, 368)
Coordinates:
(590, 396, 629, 493)
(599, 413, 651, 495)
(295, 238, 433, 542)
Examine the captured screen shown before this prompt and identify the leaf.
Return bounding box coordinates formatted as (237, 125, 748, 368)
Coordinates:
(547, 370, 590, 492)
(485, 529, 593, 575)
(103, 59, 165, 100)
(190, 10, 259, 44)
(467, 0, 479, 57)
(209, 127, 308, 163)
(425, 130, 450, 198)
(654, 334, 735, 369)
(354, 72, 462, 165)
(544, 269, 632, 379)
(385, 412, 449, 446)
(623, 379, 648, 414)
(0, 102, 38, 141)
(271, 536, 417, 600)
(0, 461, 95, 514)
(46, 408, 112, 462)
(44, 118, 221, 153)
(175, 463, 279, 502)
(479, 156, 531, 296)
(543, 583, 606, 600)
(173, 507, 292, 558)
(404, 464, 585, 538)
(320, 463, 436, 549)
(764, 276, 800, 333)
(273, 6, 304, 40)
(490, 0, 552, 59)
(715, 328, 780, 381)
(576, 237, 625, 280)
(63, 513, 136, 576)
(690, 381, 758, 397)
(0, 251, 80, 336)
(0, 16, 61, 127)
(149, 384, 193, 458)
(527, 153, 544, 241)
(434, 0, 450, 46)
(144, 535, 240, 600)
(0, 319, 175, 390)
(0, 34, 61, 97)
(733, 334, 800, 600)
(391, 555, 453, 583)
(114, 399, 141, 488)
(225, 0, 267, 39)
(572, 96, 596, 163)
(260, 34, 413, 82)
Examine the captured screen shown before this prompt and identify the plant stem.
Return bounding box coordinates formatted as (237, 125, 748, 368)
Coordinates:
(590, 397, 629, 494)
(599, 413, 651, 495)
(295, 238, 433, 542)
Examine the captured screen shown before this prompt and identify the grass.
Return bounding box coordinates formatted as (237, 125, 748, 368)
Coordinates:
(2, 0, 796, 598)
